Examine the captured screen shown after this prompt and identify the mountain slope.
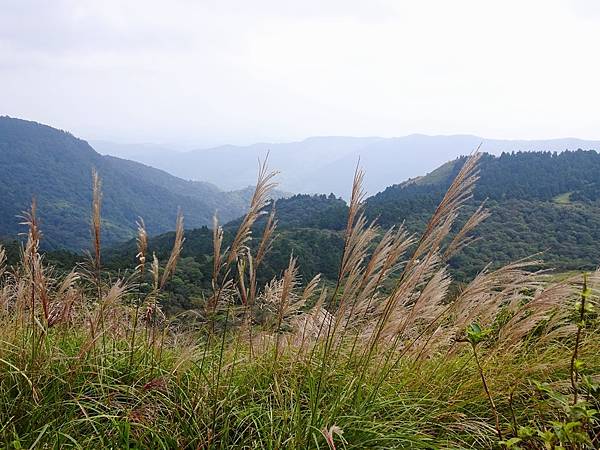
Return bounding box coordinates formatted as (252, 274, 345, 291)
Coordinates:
(0, 117, 252, 250)
(95, 135, 600, 198)
(366, 150, 600, 225)
(366, 150, 600, 278)
(104, 149, 600, 313)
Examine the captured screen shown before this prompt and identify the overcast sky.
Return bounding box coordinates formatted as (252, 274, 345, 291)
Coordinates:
(2, 0, 600, 146)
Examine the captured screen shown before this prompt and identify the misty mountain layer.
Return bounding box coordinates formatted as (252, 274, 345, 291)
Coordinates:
(94, 135, 600, 198)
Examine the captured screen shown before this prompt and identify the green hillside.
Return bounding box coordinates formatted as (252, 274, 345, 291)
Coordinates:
(367, 150, 600, 277)
(0, 117, 254, 250)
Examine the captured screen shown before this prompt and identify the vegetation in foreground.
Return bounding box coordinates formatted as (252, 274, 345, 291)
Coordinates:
(0, 154, 599, 449)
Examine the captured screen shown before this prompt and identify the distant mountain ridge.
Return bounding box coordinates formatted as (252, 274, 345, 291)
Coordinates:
(0, 117, 259, 250)
(93, 135, 600, 198)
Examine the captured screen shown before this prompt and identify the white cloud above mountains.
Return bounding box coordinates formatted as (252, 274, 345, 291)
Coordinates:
(1, 0, 599, 145)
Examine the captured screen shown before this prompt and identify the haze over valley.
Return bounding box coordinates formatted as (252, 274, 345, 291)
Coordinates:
(93, 135, 600, 197)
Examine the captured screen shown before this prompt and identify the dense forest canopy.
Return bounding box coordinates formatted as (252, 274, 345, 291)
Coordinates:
(367, 150, 600, 278)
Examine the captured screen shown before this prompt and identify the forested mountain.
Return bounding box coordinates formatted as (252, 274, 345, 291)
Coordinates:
(367, 150, 600, 278)
(107, 194, 348, 269)
(104, 150, 600, 313)
(95, 135, 600, 199)
(368, 150, 600, 225)
(225, 193, 349, 231)
(0, 117, 256, 250)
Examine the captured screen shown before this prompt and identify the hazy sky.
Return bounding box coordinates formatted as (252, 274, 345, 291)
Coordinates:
(2, 0, 600, 146)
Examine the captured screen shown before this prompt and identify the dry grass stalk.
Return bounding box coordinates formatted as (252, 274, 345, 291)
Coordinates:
(79, 279, 128, 356)
(348, 226, 414, 327)
(129, 219, 149, 362)
(332, 225, 415, 363)
(273, 256, 299, 359)
(336, 167, 367, 285)
(292, 288, 331, 354)
(160, 210, 185, 289)
(20, 199, 44, 325)
(413, 152, 481, 260)
(498, 276, 575, 349)
(249, 206, 277, 306)
(91, 169, 102, 278)
(363, 153, 482, 357)
(450, 260, 541, 335)
(206, 158, 278, 335)
(374, 253, 444, 349)
(136, 219, 148, 276)
(389, 260, 541, 358)
(443, 201, 490, 260)
(255, 206, 277, 268)
(89, 169, 109, 351)
(332, 217, 379, 321)
(243, 207, 278, 352)
(236, 257, 249, 306)
(258, 268, 322, 356)
(96, 280, 128, 324)
(0, 244, 6, 280)
(47, 270, 80, 327)
(138, 214, 185, 339)
(317, 165, 371, 348)
(150, 253, 160, 291)
(227, 157, 278, 265)
(211, 215, 224, 289)
(206, 215, 232, 328)
(403, 267, 452, 340)
(345, 165, 367, 238)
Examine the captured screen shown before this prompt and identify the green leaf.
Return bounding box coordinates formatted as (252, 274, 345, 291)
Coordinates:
(517, 426, 536, 438)
(499, 437, 522, 448)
